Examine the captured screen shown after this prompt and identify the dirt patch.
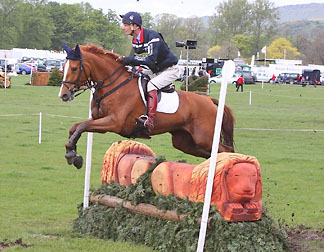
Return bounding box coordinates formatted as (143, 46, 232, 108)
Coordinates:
(287, 225, 324, 251)
(0, 238, 32, 251)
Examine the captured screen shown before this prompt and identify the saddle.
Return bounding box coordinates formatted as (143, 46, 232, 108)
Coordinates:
(139, 74, 175, 103)
(130, 70, 179, 139)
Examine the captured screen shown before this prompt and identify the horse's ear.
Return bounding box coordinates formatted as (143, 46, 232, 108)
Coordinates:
(75, 44, 81, 59)
(62, 42, 71, 54)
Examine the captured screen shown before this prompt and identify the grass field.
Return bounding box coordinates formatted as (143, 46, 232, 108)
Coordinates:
(0, 76, 323, 251)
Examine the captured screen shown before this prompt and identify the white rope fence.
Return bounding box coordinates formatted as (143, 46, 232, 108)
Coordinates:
(0, 113, 86, 119)
(1, 112, 323, 141)
(209, 91, 324, 100)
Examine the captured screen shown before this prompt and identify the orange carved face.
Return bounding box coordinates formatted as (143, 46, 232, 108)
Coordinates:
(226, 163, 258, 202)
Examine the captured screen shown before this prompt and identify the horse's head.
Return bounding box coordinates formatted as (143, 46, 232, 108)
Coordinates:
(58, 43, 91, 102)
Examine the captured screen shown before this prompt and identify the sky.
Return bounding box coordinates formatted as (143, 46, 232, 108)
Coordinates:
(54, 0, 324, 18)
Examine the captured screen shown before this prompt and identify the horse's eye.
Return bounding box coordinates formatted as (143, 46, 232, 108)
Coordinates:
(71, 67, 77, 72)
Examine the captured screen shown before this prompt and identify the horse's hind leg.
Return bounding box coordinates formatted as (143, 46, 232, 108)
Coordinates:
(170, 130, 211, 158)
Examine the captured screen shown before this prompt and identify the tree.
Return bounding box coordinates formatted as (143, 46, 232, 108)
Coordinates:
(81, 8, 124, 52)
(181, 16, 207, 59)
(47, 2, 87, 50)
(154, 14, 182, 55)
(209, 0, 251, 45)
(219, 40, 238, 59)
(303, 30, 324, 64)
(141, 12, 155, 29)
(267, 37, 300, 59)
(231, 34, 252, 58)
(250, 0, 278, 54)
(0, 0, 23, 49)
(16, 0, 54, 49)
(207, 45, 222, 58)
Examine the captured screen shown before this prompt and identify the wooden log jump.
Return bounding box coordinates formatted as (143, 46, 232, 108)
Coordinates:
(90, 194, 215, 229)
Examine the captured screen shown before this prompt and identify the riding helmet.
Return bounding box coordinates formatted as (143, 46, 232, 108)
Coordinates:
(120, 11, 142, 27)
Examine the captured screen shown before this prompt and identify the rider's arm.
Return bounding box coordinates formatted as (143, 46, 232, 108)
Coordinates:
(121, 37, 160, 70)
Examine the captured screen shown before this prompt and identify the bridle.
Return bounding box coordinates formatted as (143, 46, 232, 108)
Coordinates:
(61, 58, 91, 98)
(61, 56, 133, 108)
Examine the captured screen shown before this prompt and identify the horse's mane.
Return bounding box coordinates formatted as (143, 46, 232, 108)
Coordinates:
(79, 44, 120, 61)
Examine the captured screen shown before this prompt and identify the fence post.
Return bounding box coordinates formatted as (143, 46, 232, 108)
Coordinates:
(249, 91, 252, 105)
(38, 112, 42, 144)
(83, 90, 94, 210)
(196, 60, 235, 252)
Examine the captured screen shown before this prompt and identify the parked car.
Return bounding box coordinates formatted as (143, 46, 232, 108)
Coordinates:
(255, 72, 271, 82)
(44, 59, 63, 72)
(302, 69, 320, 85)
(37, 64, 48, 72)
(239, 71, 255, 84)
(17, 63, 32, 75)
(209, 73, 239, 84)
(277, 73, 300, 84)
(0, 59, 13, 72)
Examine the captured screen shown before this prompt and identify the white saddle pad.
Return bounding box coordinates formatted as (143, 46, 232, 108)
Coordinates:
(138, 78, 179, 114)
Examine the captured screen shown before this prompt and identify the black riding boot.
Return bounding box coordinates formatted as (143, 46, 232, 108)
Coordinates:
(136, 89, 158, 132)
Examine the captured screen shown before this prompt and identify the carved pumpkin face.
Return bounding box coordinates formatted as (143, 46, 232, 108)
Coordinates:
(226, 163, 258, 202)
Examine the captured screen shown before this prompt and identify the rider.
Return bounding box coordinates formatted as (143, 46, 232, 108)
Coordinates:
(118, 11, 181, 132)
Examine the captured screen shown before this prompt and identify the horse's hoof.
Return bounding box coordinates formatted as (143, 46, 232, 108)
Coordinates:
(65, 151, 76, 165)
(73, 156, 83, 169)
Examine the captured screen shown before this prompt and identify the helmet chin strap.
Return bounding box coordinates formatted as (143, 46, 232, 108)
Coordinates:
(131, 24, 140, 36)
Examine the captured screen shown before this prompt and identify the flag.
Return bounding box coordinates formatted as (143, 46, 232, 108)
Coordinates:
(261, 46, 267, 54)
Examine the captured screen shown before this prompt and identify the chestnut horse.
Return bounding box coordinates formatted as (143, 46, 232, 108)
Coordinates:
(58, 44, 235, 168)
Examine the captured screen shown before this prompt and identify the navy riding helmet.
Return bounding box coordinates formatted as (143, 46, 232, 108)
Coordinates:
(120, 11, 142, 27)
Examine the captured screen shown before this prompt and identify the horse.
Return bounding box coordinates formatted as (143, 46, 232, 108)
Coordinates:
(58, 44, 235, 169)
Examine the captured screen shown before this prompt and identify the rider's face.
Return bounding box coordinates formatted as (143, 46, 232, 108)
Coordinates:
(122, 23, 133, 36)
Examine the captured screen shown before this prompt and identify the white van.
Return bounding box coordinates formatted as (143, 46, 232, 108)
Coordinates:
(255, 72, 271, 82)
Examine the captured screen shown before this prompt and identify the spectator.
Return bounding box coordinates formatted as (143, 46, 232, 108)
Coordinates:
(198, 68, 204, 77)
(272, 74, 276, 83)
(236, 75, 244, 92)
(191, 67, 196, 76)
(282, 74, 287, 84)
(297, 74, 301, 83)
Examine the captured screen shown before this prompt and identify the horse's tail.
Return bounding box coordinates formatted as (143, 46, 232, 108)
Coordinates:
(211, 98, 235, 152)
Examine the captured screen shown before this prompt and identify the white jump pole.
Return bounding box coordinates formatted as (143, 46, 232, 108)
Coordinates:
(29, 67, 33, 85)
(196, 60, 235, 252)
(83, 90, 94, 210)
(4, 55, 7, 89)
(38, 112, 42, 144)
(249, 90, 252, 105)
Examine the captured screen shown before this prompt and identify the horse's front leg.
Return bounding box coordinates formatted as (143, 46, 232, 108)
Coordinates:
(65, 121, 89, 169)
(64, 115, 124, 169)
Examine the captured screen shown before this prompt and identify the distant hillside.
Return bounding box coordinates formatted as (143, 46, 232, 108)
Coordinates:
(278, 19, 324, 39)
(200, 3, 324, 26)
(199, 3, 324, 40)
(278, 3, 324, 23)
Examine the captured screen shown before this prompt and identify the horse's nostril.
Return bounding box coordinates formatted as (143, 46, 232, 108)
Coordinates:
(62, 94, 69, 102)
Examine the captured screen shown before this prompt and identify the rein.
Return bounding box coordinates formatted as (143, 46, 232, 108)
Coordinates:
(92, 64, 133, 108)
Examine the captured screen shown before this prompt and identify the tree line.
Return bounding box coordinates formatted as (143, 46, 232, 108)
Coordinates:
(1, 0, 323, 64)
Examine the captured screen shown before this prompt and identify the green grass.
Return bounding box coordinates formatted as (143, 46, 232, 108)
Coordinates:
(0, 77, 324, 251)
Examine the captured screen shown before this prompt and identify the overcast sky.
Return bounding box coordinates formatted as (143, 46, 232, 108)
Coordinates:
(54, 0, 324, 18)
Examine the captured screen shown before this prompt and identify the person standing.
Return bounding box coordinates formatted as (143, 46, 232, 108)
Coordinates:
(236, 75, 244, 92)
(272, 74, 276, 83)
(117, 11, 181, 132)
